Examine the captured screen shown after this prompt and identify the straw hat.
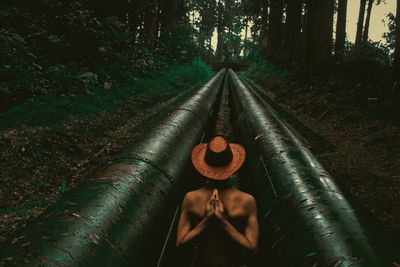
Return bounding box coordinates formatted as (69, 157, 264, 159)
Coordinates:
(191, 136, 246, 180)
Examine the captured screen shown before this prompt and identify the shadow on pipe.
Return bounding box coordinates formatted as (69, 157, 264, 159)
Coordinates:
(228, 69, 399, 266)
(0, 70, 226, 266)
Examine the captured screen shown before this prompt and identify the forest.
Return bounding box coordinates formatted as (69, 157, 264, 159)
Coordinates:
(1, 0, 400, 107)
(0, 0, 400, 265)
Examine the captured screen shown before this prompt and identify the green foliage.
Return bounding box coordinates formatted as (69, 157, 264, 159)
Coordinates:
(0, 58, 213, 129)
(246, 62, 290, 81)
(383, 12, 396, 51)
(0, 1, 200, 110)
(338, 42, 391, 84)
(193, 0, 218, 48)
(223, 33, 243, 61)
(243, 42, 265, 62)
(245, 41, 396, 111)
(160, 20, 199, 62)
(241, 0, 263, 15)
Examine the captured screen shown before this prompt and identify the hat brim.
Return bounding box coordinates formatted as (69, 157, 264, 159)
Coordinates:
(191, 143, 246, 180)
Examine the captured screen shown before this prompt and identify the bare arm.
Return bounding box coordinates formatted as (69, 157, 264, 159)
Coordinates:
(176, 193, 213, 247)
(215, 192, 259, 252)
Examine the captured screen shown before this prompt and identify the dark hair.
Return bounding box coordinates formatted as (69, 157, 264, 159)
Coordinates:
(204, 173, 239, 188)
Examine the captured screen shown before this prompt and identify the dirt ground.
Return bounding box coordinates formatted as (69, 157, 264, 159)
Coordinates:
(247, 74, 400, 235)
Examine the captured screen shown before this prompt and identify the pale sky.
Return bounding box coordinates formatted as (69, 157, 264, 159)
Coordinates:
(346, 0, 396, 43)
(210, 0, 397, 51)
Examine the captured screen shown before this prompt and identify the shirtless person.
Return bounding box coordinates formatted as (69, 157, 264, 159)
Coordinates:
(176, 136, 259, 267)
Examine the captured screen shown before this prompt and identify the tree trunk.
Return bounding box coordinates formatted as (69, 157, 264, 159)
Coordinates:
(394, 0, 400, 77)
(335, 0, 348, 57)
(92, 0, 109, 19)
(87, 0, 96, 12)
(129, 0, 142, 34)
(305, 0, 334, 75)
(111, 0, 128, 23)
(260, 0, 269, 58)
(363, 0, 374, 42)
(208, 37, 213, 54)
(216, 24, 225, 61)
(355, 0, 367, 44)
(159, 0, 178, 39)
(143, 0, 159, 45)
(216, 1, 225, 61)
(244, 18, 249, 57)
(266, 0, 283, 59)
(199, 31, 206, 54)
(286, 0, 303, 63)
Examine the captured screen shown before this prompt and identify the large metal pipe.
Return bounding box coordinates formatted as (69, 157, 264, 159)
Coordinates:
(0, 69, 226, 266)
(228, 69, 399, 266)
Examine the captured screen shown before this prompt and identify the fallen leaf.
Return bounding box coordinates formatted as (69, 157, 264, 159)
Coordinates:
(90, 234, 100, 245)
(20, 242, 32, 248)
(254, 134, 264, 141)
(306, 252, 318, 257)
(39, 257, 50, 264)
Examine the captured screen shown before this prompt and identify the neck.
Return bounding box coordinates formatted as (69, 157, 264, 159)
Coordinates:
(205, 179, 232, 190)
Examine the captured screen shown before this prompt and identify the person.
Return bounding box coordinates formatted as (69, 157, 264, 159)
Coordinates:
(176, 136, 259, 267)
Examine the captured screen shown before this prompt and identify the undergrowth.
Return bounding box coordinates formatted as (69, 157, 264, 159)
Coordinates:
(0, 58, 213, 129)
(244, 61, 399, 120)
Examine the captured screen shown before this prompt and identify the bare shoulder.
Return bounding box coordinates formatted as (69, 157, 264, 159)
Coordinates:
(231, 189, 257, 209)
(233, 189, 256, 201)
(183, 188, 208, 204)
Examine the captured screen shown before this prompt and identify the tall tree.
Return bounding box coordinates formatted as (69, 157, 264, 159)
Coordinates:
(355, 0, 367, 44)
(335, 0, 348, 57)
(112, 0, 128, 22)
(260, 0, 269, 52)
(362, 0, 375, 42)
(193, 0, 218, 55)
(90, 0, 110, 19)
(243, 16, 250, 57)
(305, 0, 335, 74)
(160, 0, 178, 38)
(143, 0, 159, 45)
(286, 0, 303, 63)
(266, 0, 283, 58)
(213, 0, 243, 61)
(394, 0, 400, 76)
(243, 0, 269, 54)
(216, 0, 225, 60)
(128, 0, 143, 34)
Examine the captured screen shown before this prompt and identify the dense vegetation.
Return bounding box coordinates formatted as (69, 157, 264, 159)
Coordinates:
(0, 0, 197, 111)
(1, 0, 399, 111)
(190, 0, 400, 109)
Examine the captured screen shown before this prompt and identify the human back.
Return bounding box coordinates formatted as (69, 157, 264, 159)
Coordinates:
(185, 185, 256, 266)
(176, 136, 259, 267)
